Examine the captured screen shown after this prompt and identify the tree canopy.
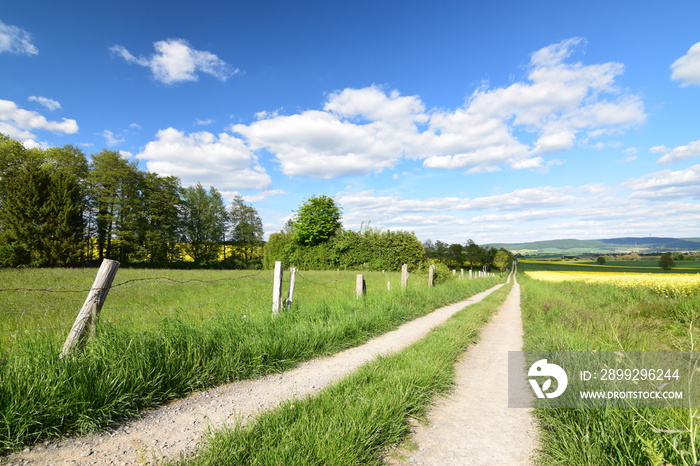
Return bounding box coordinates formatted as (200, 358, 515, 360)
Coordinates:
(291, 195, 342, 246)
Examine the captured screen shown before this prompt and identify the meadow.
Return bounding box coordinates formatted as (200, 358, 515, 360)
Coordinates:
(520, 268, 700, 465)
(0, 266, 502, 453)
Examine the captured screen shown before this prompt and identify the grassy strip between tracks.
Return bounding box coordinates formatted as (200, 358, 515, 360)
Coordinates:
(0, 273, 503, 454)
(173, 281, 513, 465)
(520, 272, 700, 465)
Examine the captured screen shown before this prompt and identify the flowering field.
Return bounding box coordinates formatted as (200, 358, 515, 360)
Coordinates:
(524, 270, 700, 297)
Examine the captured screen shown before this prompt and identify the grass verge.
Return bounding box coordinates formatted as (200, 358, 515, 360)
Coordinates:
(172, 281, 514, 465)
(0, 273, 502, 454)
(520, 272, 700, 465)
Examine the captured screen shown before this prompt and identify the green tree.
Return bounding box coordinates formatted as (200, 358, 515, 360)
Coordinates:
(596, 256, 606, 265)
(87, 150, 141, 261)
(465, 240, 486, 271)
(292, 195, 342, 246)
(658, 253, 675, 271)
(180, 183, 228, 265)
(140, 173, 182, 264)
(492, 248, 512, 273)
(0, 139, 87, 266)
(228, 195, 264, 268)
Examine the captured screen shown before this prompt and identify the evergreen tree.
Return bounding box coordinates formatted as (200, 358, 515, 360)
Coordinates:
(180, 183, 228, 265)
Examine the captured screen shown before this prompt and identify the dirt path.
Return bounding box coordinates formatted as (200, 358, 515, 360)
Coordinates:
(387, 274, 538, 465)
(7, 283, 505, 465)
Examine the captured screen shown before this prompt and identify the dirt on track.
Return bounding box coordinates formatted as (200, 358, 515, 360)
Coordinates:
(387, 274, 538, 465)
(6, 283, 506, 465)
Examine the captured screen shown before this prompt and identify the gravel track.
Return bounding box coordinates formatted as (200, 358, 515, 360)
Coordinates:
(6, 283, 505, 465)
(387, 273, 538, 465)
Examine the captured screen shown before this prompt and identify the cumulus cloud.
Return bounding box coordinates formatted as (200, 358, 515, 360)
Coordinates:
(423, 37, 645, 170)
(653, 140, 700, 164)
(137, 128, 271, 191)
(228, 39, 644, 178)
(671, 42, 700, 87)
(110, 39, 237, 85)
(232, 87, 422, 178)
(624, 165, 700, 199)
(0, 99, 78, 145)
(28, 96, 61, 111)
(0, 20, 37, 55)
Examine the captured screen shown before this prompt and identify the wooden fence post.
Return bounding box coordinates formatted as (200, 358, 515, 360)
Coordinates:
(356, 274, 366, 298)
(387, 281, 391, 291)
(272, 261, 284, 314)
(401, 264, 408, 289)
(428, 264, 435, 287)
(285, 267, 297, 308)
(60, 259, 119, 359)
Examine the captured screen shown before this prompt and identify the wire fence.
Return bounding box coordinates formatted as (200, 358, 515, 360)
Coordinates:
(0, 266, 394, 345)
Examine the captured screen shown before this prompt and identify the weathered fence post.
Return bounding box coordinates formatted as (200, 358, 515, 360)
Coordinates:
(401, 264, 408, 289)
(285, 267, 297, 308)
(460, 268, 464, 279)
(60, 259, 119, 359)
(428, 264, 435, 287)
(387, 281, 391, 291)
(356, 274, 366, 298)
(272, 261, 284, 314)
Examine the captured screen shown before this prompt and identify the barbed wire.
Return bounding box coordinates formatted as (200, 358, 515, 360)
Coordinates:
(295, 271, 344, 286)
(0, 269, 268, 293)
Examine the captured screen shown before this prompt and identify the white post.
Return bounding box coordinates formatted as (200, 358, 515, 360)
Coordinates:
(428, 264, 435, 287)
(285, 266, 297, 308)
(401, 264, 408, 289)
(356, 274, 366, 298)
(272, 261, 284, 314)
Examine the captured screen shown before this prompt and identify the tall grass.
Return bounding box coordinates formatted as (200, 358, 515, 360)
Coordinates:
(0, 268, 501, 453)
(173, 280, 513, 465)
(520, 272, 700, 465)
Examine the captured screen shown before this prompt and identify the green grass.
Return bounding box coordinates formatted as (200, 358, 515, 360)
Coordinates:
(0, 267, 503, 453)
(519, 259, 700, 274)
(172, 280, 513, 465)
(0, 268, 439, 349)
(520, 271, 700, 465)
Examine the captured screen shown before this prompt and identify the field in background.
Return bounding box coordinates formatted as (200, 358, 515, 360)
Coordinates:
(519, 258, 700, 274)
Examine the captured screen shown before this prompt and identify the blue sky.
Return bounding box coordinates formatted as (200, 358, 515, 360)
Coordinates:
(2, 0, 700, 244)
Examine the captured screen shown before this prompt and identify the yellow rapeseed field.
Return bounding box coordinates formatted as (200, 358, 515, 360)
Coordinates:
(525, 271, 700, 297)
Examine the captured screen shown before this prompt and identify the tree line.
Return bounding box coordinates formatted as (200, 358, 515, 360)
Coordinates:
(0, 134, 263, 268)
(265, 194, 513, 274)
(423, 239, 513, 272)
(0, 132, 513, 272)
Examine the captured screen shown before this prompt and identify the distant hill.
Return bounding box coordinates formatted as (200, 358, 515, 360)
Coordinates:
(485, 237, 700, 255)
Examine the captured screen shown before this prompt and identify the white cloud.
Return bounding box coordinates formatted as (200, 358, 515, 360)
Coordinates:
(654, 140, 700, 164)
(28, 96, 61, 111)
(233, 105, 410, 178)
(194, 118, 214, 126)
(102, 129, 125, 146)
(137, 128, 271, 191)
(231, 39, 643, 179)
(0, 20, 37, 55)
(110, 39, 237, 85)
(671, 42, 700, 87)
(624, 165, 700, 199)
(0, 99, 78, 145)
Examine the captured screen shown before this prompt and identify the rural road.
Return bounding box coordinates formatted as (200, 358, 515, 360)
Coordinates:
(6, 281, 508, 465)
(387, 273, 538, 465)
